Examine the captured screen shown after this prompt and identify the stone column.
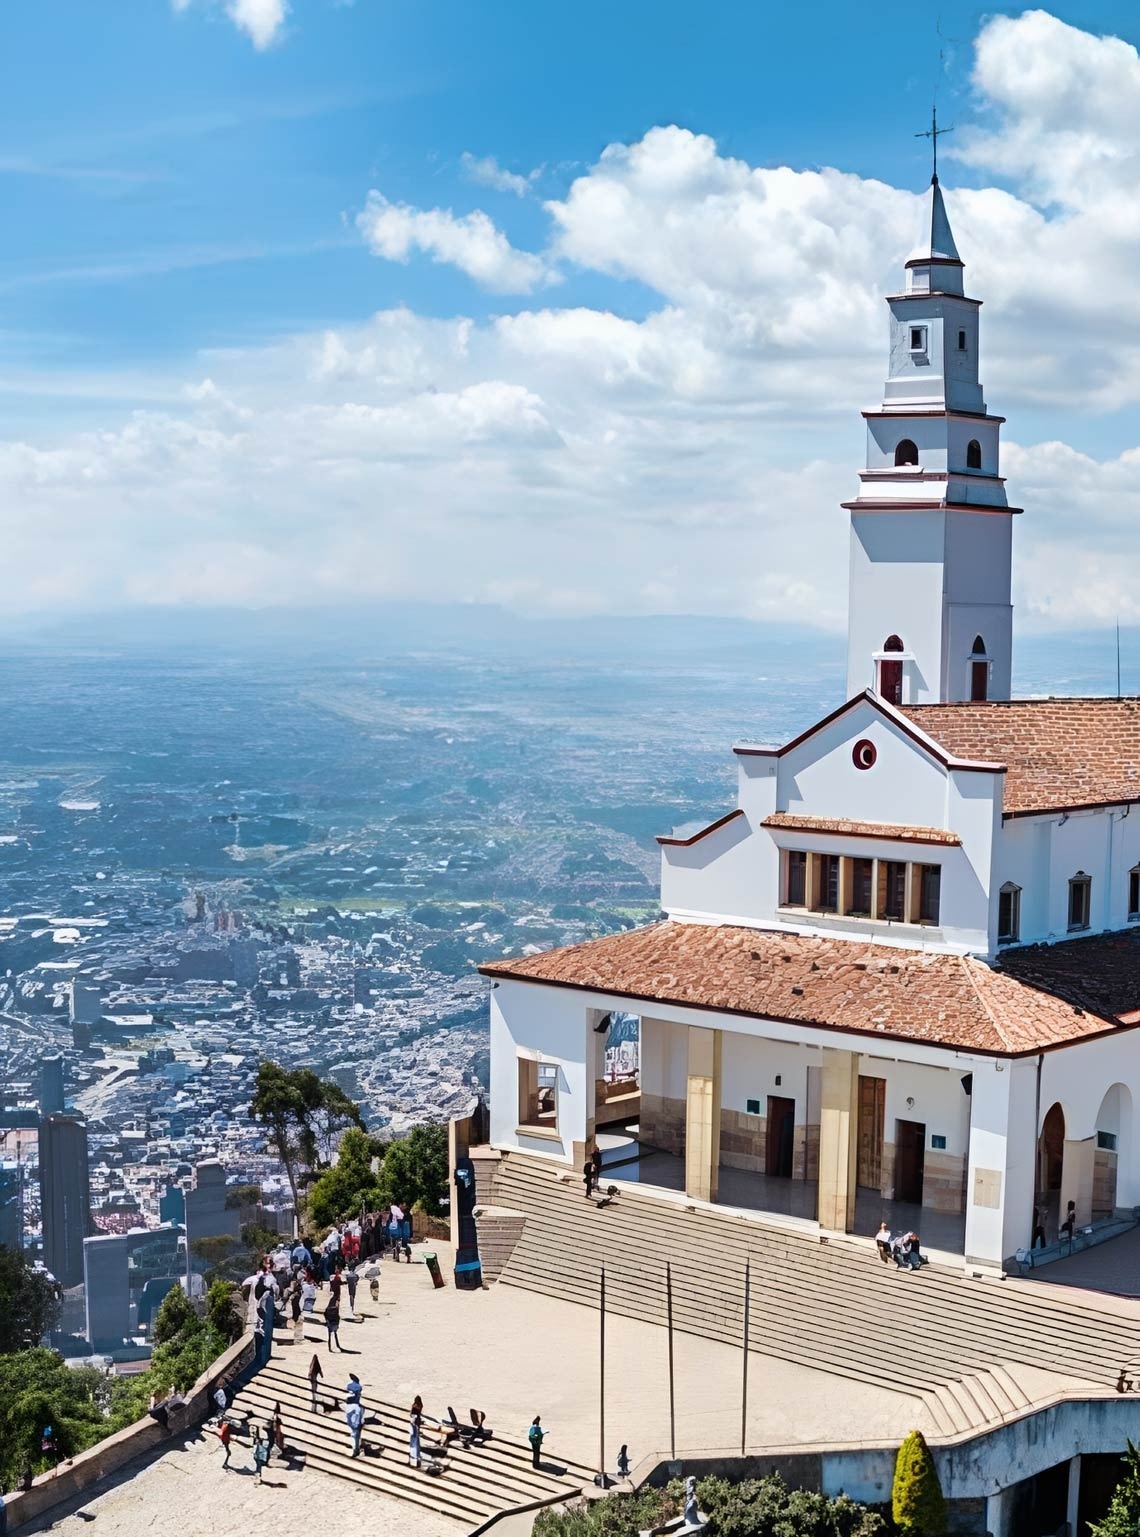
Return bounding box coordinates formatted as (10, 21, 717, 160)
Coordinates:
(1060, 1137, 1096, 1228)
(985, 1487, 1010, 1537)
(1066, 1454, 1081, 1537)
(685, 1026, 722, 1203)
(818, 1048, 858, 1233)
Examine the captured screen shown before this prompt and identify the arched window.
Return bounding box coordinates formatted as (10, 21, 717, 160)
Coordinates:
(966, 439, 983, 470)
(894, 439, 919, 467)
(878, 634, 904, 706)
(970, 636, 989, 701)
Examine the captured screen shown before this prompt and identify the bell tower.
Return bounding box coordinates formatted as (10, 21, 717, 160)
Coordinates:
(844, 169, 1017, 705)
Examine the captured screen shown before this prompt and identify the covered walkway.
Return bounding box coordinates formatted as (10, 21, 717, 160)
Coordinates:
(596, 1122, 967, 1254)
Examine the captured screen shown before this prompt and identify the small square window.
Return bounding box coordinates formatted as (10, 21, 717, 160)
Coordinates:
(746, 1098, 761, 1116)
(931, 1134, 947, 1151)
(958, 329, 967, 351)
(1097, 1129, 1118, 1152)
(909, 326, 927, 353)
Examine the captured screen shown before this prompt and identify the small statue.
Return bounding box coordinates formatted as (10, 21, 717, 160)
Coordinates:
(683, 1476, 700, 1527)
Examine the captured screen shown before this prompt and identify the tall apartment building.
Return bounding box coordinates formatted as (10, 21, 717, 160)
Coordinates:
(38, 1114, 91, 1285)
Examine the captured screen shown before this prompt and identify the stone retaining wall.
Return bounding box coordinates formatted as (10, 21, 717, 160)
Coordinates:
(641, 1092, 685, 1156)
(6, 1333, 254, 1532)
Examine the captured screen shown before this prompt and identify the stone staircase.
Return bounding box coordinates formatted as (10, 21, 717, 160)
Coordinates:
(228, 1357, 593, 1530)
(486, 1149, 1140, 1439)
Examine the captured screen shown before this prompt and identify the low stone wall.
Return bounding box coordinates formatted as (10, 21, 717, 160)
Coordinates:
(6, 1333, 255, 1532)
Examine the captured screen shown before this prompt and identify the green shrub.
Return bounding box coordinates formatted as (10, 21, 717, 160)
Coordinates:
(1091, 1440, 1140, 1535)
(533, 1473, 887, 1536)
(892, 1429, 946, 1535)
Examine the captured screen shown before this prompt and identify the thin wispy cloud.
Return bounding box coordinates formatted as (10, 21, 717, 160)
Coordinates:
(460, 152, 541, 198)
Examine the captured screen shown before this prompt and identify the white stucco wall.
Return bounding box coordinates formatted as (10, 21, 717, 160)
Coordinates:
(995, 806, 1140, 949)
(488, 979, 592, 1160)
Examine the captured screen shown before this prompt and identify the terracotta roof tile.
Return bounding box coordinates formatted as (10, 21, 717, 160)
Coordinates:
(902, 698, 1140, 815)
(761, 813, 959, 847)
(480, 922, 1129, 1057)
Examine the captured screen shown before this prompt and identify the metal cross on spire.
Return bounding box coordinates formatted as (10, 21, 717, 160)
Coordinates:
(915, 105, 954, 185)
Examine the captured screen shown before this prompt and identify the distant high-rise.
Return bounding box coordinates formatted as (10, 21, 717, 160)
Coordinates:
(39, 1056, 65, 1116)
(38, 1114, 91, 1286)
(83, 1231, 129, 1347)
(0, 1160, 21, 1250)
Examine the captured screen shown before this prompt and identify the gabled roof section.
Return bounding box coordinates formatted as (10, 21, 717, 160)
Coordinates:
(480, 922, 1131, 1057)
(903, 698, 1140, 816)
(761, 813, 960, 847)
(733, 689, 1005, 776)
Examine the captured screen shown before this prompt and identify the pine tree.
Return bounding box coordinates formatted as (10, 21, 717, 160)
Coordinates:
(892, 1429, 947, 1535)
(1091, 1440, 1140, 1536)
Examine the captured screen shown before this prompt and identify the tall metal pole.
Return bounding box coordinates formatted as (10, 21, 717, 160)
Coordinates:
(599, 1266, 607, 1487)
(666, 1262, 676, 1460)
(741, 1259, 751, 1457)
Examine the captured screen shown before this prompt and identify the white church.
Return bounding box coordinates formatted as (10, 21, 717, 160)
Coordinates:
(482, 176, 1140, 1274)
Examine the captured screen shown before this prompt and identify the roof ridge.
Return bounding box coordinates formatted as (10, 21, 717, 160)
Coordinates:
(960, 952, 1014, 1054)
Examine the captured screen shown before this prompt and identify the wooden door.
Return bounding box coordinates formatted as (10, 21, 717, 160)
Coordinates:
(895, 1119, 926, 1205)
(765, 1096, 795, 1179)
(857, 1075, 886, 1190)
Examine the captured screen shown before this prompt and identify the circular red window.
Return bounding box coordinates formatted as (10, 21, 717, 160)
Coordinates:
(852, 739, 877, 770)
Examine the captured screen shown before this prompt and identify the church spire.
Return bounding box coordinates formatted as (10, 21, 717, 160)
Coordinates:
(927, 179, 960, 264)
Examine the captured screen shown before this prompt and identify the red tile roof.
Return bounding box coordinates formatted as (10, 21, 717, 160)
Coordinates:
(761, 813, 960, 847)
(903, 698, 1140, 815)
(480, 922, 1132, 1057)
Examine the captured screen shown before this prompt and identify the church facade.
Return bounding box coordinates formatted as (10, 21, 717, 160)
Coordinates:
(480, 179, 1140, 1273)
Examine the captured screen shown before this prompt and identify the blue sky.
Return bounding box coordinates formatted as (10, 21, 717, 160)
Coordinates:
(6, 4, 1140, 629)
(0, 2, 1064, 369)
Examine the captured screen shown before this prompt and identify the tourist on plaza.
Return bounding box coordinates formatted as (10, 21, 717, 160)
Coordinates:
(324, 1293, 342, 1351)
(399, 1207, 413, 1258)
(874, 1221, 892, 1263)
(211, 1381, 228, 1422)
(289, 1284, 304, 1345)
(329, 1267, 344, 1309)
(408, 1396, 424, 1468)
(292, 1236, 312, 1271)
(251, 1426, 270, 1484)
(369, 1267, 380, 1303)
(528, 1416, 545, 1469)
(344, 1224, 360, 1266)
(346, 1396, 364, 1458)
(345, 1372, 363, 1403)
(583, 1158, 594, 1199)
(301, 1271, 318, 1315)
(307, 1353, 324, 1412)
(892, 1231, 924, 1270)
(617, 1444, 631, 1480)
(387, 1206, 403, 1258)
(215, 1419, 233, 1469)
(591, 1144, 603, 1192)
(1062, 1200, 1077, 1242)
(345, 1263, 360, 1316)
(361, 1211, 376, 1258)
(1032, 1204, 1048, 1249)
(253, 1289, 274, 1368)
(271, 1402, 286, 1458)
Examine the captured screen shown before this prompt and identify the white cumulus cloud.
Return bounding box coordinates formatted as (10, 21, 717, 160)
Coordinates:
(356, 193, 551, 294)
(172, 0, 288, 50)
(13, 9, 1140, 630)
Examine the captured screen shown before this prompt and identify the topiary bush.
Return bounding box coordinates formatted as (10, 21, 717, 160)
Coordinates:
(892, 1429, 946, 1535)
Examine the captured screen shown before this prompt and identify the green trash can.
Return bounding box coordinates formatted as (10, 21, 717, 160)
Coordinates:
(423, 1252, 445, 1289)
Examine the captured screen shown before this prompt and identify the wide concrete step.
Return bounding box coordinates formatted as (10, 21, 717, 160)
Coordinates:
(487, 1150, 1137, 1434)
(492, 1156, 1138, 1373)
(228, 1358, 590, 1528)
